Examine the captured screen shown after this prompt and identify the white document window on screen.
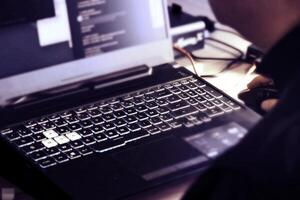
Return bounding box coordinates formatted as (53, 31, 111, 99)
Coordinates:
(149, 0, 165, 29)
(37, 0, 72, 47)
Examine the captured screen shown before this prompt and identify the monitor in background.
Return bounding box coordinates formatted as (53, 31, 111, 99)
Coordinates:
(0, 0, 173, 107)
(0, 0, 168, 79)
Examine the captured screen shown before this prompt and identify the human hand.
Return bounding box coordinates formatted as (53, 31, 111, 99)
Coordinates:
(247, 75, 278, 112)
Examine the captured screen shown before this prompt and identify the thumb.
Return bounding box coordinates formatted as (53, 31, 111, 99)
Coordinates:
(261, 99, 278, 112)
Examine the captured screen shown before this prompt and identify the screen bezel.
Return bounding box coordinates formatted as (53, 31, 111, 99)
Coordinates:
(0, 0, 174, 107)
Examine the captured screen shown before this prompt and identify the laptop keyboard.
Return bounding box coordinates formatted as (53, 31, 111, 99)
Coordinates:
(0, 77, 241, 169)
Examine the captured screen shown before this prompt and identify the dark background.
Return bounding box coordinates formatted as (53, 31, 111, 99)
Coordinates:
(0, 0, 75, 79)
(0, 0, 55, 26)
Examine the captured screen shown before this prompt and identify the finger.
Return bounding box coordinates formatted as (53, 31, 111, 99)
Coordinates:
(247, 75, 273, 89)
(261, 99, 278, 112)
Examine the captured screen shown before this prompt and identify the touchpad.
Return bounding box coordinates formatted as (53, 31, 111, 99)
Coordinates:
(112, 137, 207, 181)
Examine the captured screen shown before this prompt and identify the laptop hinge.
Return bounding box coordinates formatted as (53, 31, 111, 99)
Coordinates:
(3, 65, 152, 109)
(92, 65, 153, 90)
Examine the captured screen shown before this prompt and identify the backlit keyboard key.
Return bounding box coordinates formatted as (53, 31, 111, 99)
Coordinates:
(78, 129, 93, 137)
(91, 116, 104, 125)
(55, 126, 70, 134)
(66, 132, 82, 141)
(21, 142, 44, 154)
(103, 123, 115, 131)
(30, 150, 47, 161)
(43, 130, 59, 139)
(90, 125, 104, 134)
(104, 130, 119, 139)
(114, 110, 127, 118)
(156, 90, 172, 99)
(116, 127, 130, 135)
(203, 86, 223, 98)
(37, 117, 49, 124)
(5, 132, 20, 141)
(52, 118, 68, 127)
(80, 120, 93, 128)
(167, 101, 189, 111)
(68, 123, 82, 131)
(114, 119, 127, 127)
(42, 139, 58, 148)
(42, 121, 56, 130)
(65, 150, 81, 159)
(127, 123, 141, 132)
(39, 157, 56, 168)
(206, 107, 224, 117)
(53, 153, 69, 163)
(156, 123, 172, 132)
(82, 136, 96, 145)
(186, 82, 198, 89)
(124, 116, 138, 124)
(32, 133, 46, 141)
(24, 121, 37, 127)
(145, 110, 159, 117)
(63, 116, 79, 124)
(94, 133, 107, 141)
(102, 114, 115, 122)
(16, 127, 32, 137)
(139, 120, 152, 128)
(145, 126, 161, 135)
(54, 135, 70, 145)
(88, 109, 102, 117)
(14, 136, 34, 147)
(203, 93, 214, 100)
(70, 140, 84, 149)
(167, 95, 181, 103)
(44, 147, 60, 156)
(220, 97, 241, 110)
(78, 146, 93, 156)
(29, 125, 44, 133)
(59, 143, 72, 152)
(203, 101, 215, 109)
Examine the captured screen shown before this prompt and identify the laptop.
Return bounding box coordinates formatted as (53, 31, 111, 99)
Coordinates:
(0, 0, 261, 199)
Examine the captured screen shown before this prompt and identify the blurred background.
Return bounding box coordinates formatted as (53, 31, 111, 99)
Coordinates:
(168, 0, 215, 19)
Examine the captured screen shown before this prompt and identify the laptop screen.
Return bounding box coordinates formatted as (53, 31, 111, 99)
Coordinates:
(0, 0, 168, 78)
(0, 0, 173, 106)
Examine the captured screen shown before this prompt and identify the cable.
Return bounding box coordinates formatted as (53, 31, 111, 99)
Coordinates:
(185, 36, 250, 75)
(173, 36, 248, 77)
(206, 38, 244, 56)
(173, 45, 200, 77)
(190, 37, 244, 62)
(174, 43, 245, 78)
(173, 23, 258, 77)
(169, 7, 261, 78)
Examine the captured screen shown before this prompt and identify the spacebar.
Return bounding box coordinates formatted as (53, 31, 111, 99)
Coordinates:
(171, 106, 198, 119)
(91, 131, 150, 153)
(123, 130, 150, 142)
(90, 139, 125, 153)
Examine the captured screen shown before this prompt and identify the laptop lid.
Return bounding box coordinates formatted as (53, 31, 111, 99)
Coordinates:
(0, 0, 173, 107)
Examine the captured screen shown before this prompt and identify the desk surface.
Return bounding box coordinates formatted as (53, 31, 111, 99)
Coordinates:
(175, 28, 256, 100)
(0, 28, 257, 200)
